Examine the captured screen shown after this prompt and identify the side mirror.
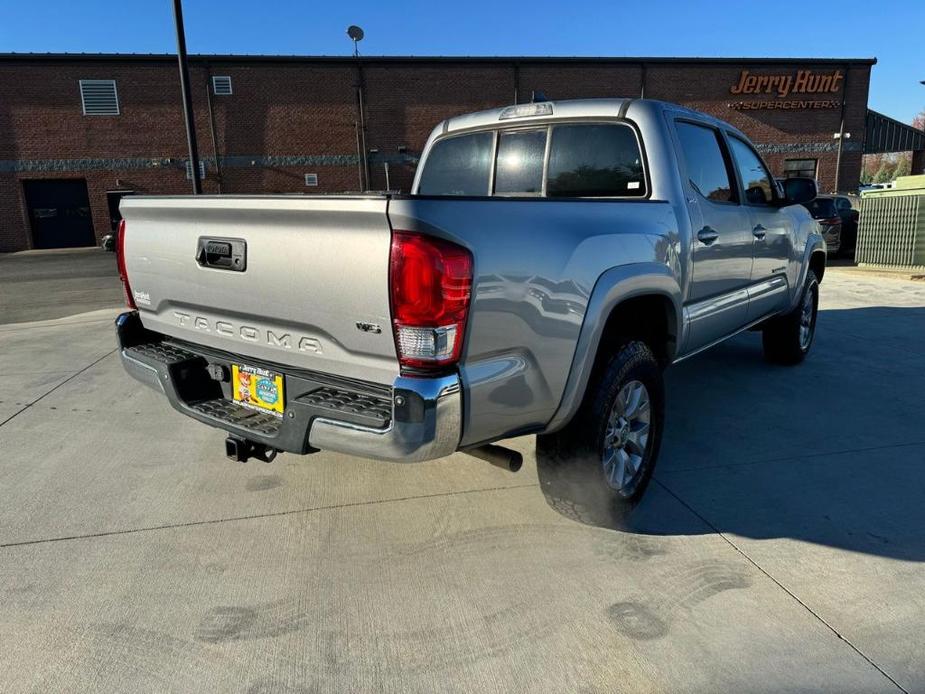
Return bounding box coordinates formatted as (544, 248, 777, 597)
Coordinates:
(101, 234, 116, 252)
(781, 177, 817, 205)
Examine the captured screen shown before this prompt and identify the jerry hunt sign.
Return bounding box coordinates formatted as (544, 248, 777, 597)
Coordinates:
(731, 69, 844, 97)
(728, 69, 844, 111)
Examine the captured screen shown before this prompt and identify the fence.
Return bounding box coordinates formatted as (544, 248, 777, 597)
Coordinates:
(856, 178, 925, 268)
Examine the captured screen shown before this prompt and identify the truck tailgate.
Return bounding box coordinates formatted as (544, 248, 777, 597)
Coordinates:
(120, 195, 399, 385)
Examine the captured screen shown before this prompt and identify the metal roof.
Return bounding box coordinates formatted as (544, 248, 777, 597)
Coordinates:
(865, 110, 925, 154)
(0, 52, 878, 66)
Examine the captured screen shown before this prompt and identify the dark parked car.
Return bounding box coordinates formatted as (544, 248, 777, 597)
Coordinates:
(802, 196, 842, 256)
(831, 195, 859, 257)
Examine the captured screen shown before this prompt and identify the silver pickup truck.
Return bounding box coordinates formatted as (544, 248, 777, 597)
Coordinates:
(116, 98, 824, 510)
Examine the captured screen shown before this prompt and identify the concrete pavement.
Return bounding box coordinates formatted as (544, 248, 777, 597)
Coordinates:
(0, 248, 122, 324)
(1, 263, 923, 692)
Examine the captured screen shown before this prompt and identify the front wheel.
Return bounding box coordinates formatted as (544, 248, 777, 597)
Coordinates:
(762, 271, 819, 365)
(536, 340, 665, 524)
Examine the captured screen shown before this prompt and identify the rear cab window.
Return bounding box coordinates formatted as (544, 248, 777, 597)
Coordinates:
(417, 132, 493, 196)
(494, 129, 547, 195)
(547, 124, 645, 197)
(417, 122, 647, 198)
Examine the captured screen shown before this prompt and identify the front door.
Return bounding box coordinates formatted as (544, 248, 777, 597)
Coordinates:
(23, 179, 95, 249)
(674, 120, 754, 352)
(725, 136, 793, 321)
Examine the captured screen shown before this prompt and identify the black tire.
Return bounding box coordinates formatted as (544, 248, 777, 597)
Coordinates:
(762, 271, 819, 365)
(536, 340, 665, 524)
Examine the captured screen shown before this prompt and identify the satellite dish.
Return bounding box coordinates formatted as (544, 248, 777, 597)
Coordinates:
(347, 25, 365, 42)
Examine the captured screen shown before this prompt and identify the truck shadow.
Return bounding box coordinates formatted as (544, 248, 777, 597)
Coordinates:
(536, 305, 925, 561)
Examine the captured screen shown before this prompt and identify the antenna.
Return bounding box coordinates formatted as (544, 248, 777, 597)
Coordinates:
(347, 25, 364, 57)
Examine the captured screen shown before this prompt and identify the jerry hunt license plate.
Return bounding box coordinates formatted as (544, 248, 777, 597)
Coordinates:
(232, 364, 284, 415)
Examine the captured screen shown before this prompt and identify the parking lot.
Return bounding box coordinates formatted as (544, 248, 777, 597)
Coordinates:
(2, 250, 924, 692)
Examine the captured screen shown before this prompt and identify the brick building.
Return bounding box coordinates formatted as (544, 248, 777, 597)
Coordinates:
(0, 53, 882, 252)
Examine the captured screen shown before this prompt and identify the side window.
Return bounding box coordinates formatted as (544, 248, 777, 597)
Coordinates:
(494, 129, 546, 195)
(546, 124, 646, 197)
(675, 121, 736, 203)
(417, 132, 493, 196)
(728, 136, 775, 205)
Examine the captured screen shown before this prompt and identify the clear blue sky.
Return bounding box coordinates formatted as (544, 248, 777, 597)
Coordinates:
(2, 0, 923, 123)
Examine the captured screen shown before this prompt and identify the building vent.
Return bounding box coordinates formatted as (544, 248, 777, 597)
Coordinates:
(212, 76, 233, 95)
(79, 80, 120, 115)
(186, 160, 207, 180)
(304, 173, 319, 186)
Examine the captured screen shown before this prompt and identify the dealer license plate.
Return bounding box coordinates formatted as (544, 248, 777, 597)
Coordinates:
(232, 363, 285, 415)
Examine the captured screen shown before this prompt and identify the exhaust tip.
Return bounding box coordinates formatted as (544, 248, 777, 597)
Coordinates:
(464, 444, 523, 472)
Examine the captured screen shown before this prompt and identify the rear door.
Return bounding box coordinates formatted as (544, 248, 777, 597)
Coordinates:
(120, 195, 399, 385)
(725, 134, 793, 321)
(673, 120, 753, 351)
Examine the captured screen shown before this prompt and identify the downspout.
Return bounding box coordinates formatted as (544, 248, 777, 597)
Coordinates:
(833, 64, 850, 194)
(355, 61, 370, 191)
(640, 63, 647, 99)
(204, 64, 223, 193)
(513, 62, 520, 104)
(354, 121, 364, 191)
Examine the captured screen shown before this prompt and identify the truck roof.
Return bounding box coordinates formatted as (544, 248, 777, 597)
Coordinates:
(439, 97, 746, 140)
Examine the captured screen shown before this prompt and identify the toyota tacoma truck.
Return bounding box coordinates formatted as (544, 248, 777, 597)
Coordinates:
(116, 98, 824, 510)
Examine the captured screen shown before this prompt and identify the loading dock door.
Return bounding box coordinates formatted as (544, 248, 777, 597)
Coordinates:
(23, 179, 95, 249)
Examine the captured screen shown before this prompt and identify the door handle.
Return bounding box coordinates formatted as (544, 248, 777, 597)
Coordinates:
(752, 224, 767, 240)
(697, 227, 719, 245)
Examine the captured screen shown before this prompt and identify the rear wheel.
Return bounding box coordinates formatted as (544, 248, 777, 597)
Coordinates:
(536, 340, 664, 523)
(762, 271, 819, 365)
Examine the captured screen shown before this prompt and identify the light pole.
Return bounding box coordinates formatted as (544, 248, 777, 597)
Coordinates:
(348, 25, 369, 191)
(173, 0, 201, 194)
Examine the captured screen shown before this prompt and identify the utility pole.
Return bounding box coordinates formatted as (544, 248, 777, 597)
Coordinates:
(173, 0, 202, 194)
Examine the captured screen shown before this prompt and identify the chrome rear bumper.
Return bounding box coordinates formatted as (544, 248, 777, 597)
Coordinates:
(116, 311, 461, 462)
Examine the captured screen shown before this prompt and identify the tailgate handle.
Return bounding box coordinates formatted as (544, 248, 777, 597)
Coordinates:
(196, 237, 247, 272)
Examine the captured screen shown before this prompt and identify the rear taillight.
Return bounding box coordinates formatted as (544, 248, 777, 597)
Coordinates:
(389, 231, 472, 373)
(116, 219, 136, 309)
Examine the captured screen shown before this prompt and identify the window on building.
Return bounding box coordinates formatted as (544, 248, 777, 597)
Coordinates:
(494, 129, 547, 195)
(417, 132, 493, 196)
(783, 159, 818, 180)
(675, 121, 736, 203)
(728, 136, 775, 205)
(304, 173, 318, 187)
(79, 80, 120, 116)
(212, 76, 233, 95)
(546, 124, 646, 197)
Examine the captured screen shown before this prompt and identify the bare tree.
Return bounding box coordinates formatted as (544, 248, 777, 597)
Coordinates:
(913, 108, 925, 132)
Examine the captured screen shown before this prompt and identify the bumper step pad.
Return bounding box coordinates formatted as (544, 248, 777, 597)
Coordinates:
(297, 387, 391, 429)
(190, 398, 282, 436)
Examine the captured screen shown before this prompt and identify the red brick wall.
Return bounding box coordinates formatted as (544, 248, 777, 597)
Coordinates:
(645, 62, 871, 193)
(0, 56, 873, 252)
(363, 63, 516, 191)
